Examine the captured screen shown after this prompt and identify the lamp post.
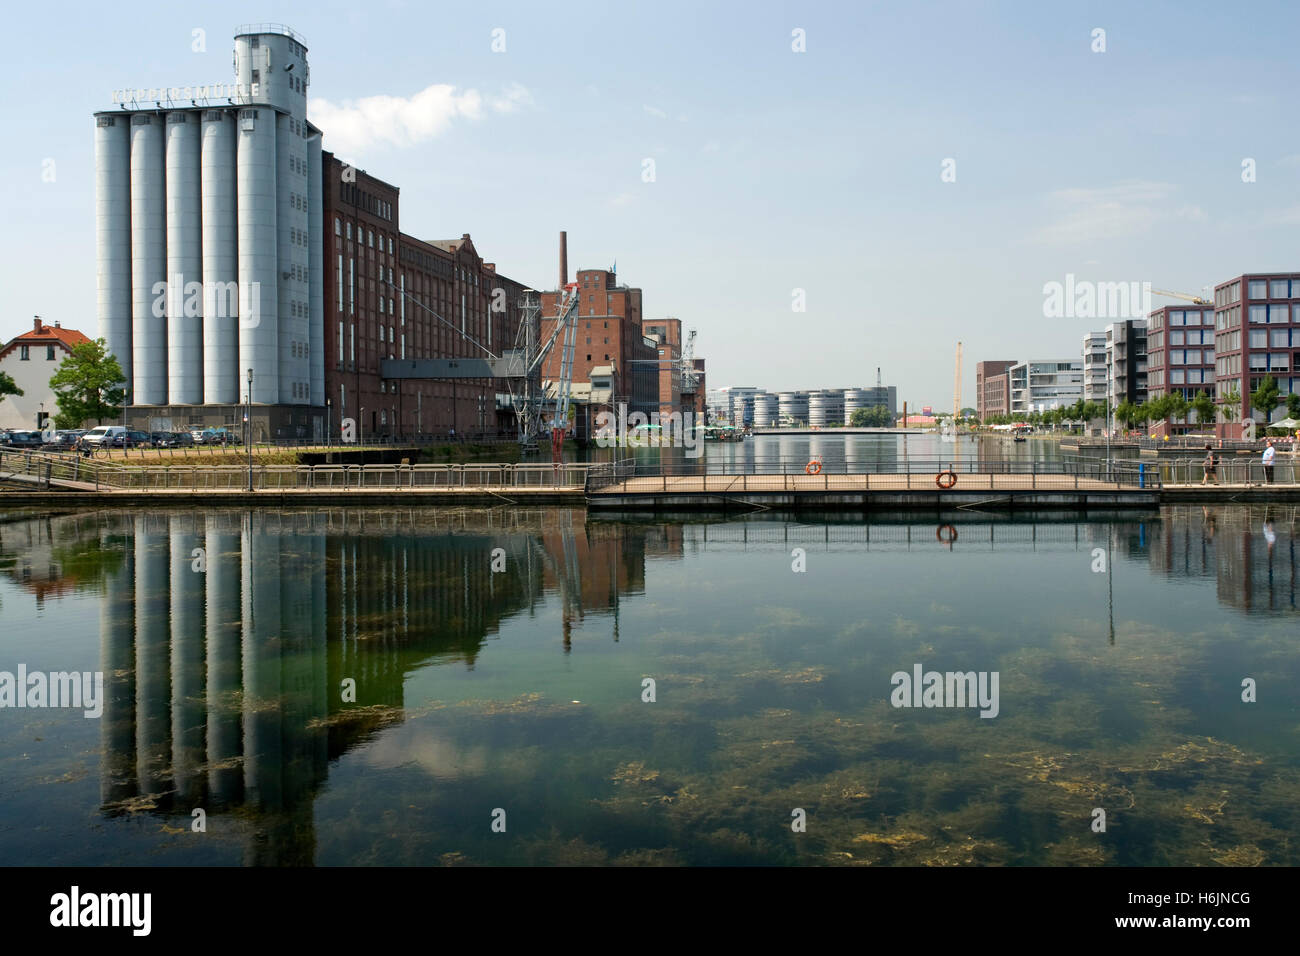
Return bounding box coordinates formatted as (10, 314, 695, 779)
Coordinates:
(326, 398, 332, 450)
(360, 407, 365, 448)
(246, 368, 254, 493)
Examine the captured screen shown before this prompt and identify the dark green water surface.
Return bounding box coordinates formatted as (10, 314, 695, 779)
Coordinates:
(0, 503, 1296, 865)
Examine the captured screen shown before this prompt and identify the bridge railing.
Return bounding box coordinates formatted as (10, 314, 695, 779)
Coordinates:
(1156, 457, 1298, 486)
(2, 451, 594, 491)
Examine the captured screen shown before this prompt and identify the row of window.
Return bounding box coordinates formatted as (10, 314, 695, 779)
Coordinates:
(339, 185, 393, 222)
(16, 345, 57, 361)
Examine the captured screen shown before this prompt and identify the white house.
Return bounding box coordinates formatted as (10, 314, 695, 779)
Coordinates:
(0, 317, 92, 430)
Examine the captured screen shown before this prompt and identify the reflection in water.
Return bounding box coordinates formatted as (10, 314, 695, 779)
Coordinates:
(0, 504, 1296, 865)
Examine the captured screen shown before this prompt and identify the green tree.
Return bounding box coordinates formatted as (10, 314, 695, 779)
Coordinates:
(1251, 374, 1282, 424)
(1219, 386, 1241, 424)
(1190, 390, 1216, 428)
(48, 338, 126, 428)
(1287, 392, 1300, 419)
(849, 405, 893, 427)
(0, 370, 23, 407)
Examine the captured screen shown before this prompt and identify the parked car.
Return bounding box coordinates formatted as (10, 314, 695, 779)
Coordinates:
(119, 430, 152, 448)
(197, 427, 238, 446)
(44, 430, 85, 450)
(153, 431, 193, 448)
(80, 425, 127, 449)
(2, 430, 44, 449)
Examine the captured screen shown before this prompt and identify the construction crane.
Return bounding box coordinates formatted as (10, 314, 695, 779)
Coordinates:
(678, 329, 699, 395)
(953, 341, 963, 422)
(1151, 288, 1211, 306)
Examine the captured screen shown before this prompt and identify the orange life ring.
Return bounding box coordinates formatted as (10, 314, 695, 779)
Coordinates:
(936, 471, 957, 489)
(936, 525, 958, 543)
(805, 459, 822, 475)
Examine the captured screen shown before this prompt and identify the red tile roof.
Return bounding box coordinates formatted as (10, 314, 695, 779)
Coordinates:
(0, 319, 91, 360)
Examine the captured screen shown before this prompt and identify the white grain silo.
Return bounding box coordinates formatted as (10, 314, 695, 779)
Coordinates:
(236, 106, 278, 404)
(166, 111, 202, 405)
(95, 113, 133, 394)
(201, 109, 238, 404)
(308, 127, 324, 408)
(130, 113, 166, 405)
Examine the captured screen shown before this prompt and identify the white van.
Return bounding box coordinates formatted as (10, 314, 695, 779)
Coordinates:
(81, 425, 127, 447)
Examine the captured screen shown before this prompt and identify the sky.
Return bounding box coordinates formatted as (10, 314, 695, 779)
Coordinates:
(3, 0, 1299, 410)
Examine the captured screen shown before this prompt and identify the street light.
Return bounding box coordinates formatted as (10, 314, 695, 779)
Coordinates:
(246, 368, 254, 493)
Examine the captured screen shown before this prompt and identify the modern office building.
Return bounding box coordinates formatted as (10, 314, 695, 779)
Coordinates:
(1008, 360, 1084, 414)
(1081, 334, 1107, 404)
(976, 360, 1016, 421)
(1146, 304, 1215, 435)
(1105, 320, 1149, 408)
(1212, 273, 1300, 433)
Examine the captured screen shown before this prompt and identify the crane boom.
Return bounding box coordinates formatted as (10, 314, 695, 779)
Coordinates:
(1151, 288, 1211, 305)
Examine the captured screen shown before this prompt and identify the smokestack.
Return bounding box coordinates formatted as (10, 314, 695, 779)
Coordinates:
(559, 231, 568, 289)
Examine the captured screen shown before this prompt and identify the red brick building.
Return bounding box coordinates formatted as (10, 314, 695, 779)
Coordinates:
(322, 153, 530, 439)
(539, 267, 659, 418)
(976, 360, 1015, 421)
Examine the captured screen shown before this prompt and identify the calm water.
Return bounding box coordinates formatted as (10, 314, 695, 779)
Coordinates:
(1, 501, 1296, 866)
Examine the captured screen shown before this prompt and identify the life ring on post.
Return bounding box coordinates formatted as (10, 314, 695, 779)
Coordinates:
(936, 525, 958, 544)
(935, 470, 958, 489)
(805, 458, 823, 476)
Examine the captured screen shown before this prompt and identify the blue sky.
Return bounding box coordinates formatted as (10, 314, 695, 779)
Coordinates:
(3, 0, 1298, 408)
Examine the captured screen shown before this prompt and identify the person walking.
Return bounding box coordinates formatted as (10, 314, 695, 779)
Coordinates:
(1262, 440, 1276, 484)
(1201, 444, 1218, 486)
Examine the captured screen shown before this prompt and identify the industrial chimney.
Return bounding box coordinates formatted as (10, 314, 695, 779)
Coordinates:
(559, 231, 568, 289)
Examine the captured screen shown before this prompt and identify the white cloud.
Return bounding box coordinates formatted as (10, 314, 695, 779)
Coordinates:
(1032, 181, 1205, 245)
(310, 82, 532, 153)
(643, 104, 668, 119)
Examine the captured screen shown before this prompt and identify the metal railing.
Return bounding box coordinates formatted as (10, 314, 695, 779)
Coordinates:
(1156, 456, 1298, 486)
(1, 451, 591, 492)
(586, 457, 1162, 491)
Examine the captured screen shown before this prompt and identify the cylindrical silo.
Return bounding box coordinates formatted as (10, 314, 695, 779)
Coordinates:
(275, 111, 300, 403)
(166, 111, 202, 405)
(308, 129, 324, 407)
(202, 110, 238, 405)
(130, 113, 167, 405)
(237, 107, 278, 404)
(753, 393, 778, 427)
(95, 114, 133, 397)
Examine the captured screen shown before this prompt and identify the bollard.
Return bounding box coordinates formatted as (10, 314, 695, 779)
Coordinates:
(1138, 462, 1145, 489)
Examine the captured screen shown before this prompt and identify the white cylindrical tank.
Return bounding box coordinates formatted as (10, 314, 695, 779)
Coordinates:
(166, 111, 202, 405)
(753, 393, 778, 427)
(237, 106, 278, 404)
(308, 129, 324, 408)
(95, 114, 133, 396)
(130, 113, 167, 405)
(202, 110, 238, 404)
